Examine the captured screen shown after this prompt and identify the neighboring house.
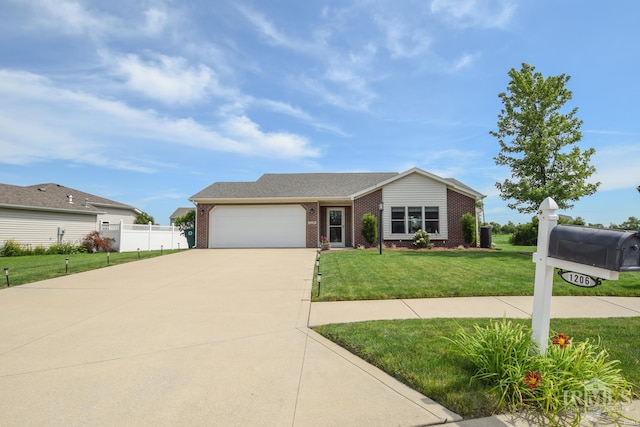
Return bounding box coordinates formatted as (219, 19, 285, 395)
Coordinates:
(169, 207, 194, 225)
(0, 183, 140, 249)
(189, 168, 485, 249)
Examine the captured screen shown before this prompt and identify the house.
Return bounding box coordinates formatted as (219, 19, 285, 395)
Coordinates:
(189, 168, 485, 249)
(0, 183, 140, 249)
(169, 207, 194, 225)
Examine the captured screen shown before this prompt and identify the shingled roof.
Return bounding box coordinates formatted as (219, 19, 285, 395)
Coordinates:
(0, 183, 139, 215)
(190, 172, 399, 200)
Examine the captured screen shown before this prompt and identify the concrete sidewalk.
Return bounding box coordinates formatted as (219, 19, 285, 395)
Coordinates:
(309, 295, 640, 326)
(0, 249, 459, 426)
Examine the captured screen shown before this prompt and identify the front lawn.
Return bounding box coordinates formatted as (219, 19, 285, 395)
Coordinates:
(315, 317, 640, 419)
(312, 244, 640, 301)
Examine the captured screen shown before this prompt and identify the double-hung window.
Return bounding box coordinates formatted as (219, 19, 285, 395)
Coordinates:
(391, 207, 406, 234)
(390, 206, 439, 235)
(424, 207, 439, 234)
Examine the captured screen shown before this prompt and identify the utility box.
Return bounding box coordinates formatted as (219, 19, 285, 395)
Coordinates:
(548, 225, 640, 272)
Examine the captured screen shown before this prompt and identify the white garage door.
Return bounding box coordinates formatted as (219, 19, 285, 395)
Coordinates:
(210, 205, 307, 248)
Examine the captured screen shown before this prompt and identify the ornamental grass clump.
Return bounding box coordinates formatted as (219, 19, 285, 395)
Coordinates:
(452, 319, 635, 426)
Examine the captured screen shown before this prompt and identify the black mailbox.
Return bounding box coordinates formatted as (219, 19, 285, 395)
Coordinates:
(548, 225, 640, 272)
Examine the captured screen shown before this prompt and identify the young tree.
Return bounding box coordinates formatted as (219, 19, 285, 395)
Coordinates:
(491, 63, 600, 214)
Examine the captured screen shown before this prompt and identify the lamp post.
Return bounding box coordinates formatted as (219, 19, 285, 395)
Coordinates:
(65, 258, 69, 274)
(317, 272, 322, 297)
(4, 267, 9, 287)
(379, 202, 384, 255)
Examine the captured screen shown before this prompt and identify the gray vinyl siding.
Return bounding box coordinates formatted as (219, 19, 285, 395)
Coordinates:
(0, 208, 97, 248)
(382, 173, 448, 240)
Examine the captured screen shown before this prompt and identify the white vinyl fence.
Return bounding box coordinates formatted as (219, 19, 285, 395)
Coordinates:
(101, 220, 189, 252)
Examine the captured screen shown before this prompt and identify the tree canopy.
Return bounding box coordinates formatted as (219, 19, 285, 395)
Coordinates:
(491, 63, 600, 214)
(174, 209, 195, 231)
(135, 211, 155, 225)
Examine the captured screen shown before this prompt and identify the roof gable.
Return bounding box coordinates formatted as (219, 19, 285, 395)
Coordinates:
(0, 183, 139, 214)
(189, 169, 484, 202)
(190, 172, 398, 200)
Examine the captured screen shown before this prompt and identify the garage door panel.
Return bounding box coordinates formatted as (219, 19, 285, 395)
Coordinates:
(210, 206, 306, 248)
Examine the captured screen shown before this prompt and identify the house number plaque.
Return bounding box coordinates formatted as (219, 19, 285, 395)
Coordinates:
(557, 269, 602, 288)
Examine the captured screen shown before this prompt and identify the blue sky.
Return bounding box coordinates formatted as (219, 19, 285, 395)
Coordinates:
(1, 1, 638, 226)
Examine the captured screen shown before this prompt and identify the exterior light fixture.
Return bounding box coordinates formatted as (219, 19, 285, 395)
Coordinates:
(107, 251, 110, 265)
(200, 208, 205, 215)
(378, 202, 384, 255)
(309, 207, 315, 215)
(4, 267, 8, 287)
(317, 272, 322, 297)
(65, 258, 69, 274)
(137, 248, 140, 259)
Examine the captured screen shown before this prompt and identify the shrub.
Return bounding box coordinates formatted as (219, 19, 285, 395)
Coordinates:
(46, 243, 77, 255)
(82, 231, 115, 253)
(361, 213, 378, 246)
(510, 218, 538, 246)
(33, 246, 47, 255)
(1, 239, 24, 257)
(452, 319, 633, 425)
(461, 213, 476, 246)
(412, 229, 432, 248)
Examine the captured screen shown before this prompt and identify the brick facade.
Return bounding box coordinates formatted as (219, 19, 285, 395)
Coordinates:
(302, 202, 319, 248)
(353, 189, 383, 248)
(446, 188, 477, 247)
(194, 204, 214, 249)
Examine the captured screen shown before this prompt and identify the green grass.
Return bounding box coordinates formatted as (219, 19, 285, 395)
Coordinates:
(313, 236, 640, 301)
(314, 317, 640, 419)
(0, 249, 183, 288)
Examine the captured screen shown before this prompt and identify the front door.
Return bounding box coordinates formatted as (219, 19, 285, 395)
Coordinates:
(327, 208, 345, 248)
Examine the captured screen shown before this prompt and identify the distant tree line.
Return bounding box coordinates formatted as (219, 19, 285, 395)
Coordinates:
(488, 216, 640, 246)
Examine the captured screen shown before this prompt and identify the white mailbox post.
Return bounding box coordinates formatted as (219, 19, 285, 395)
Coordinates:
(531, 197, 626, 353)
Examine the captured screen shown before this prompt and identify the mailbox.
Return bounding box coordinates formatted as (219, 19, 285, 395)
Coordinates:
(548, 225, 640, 272)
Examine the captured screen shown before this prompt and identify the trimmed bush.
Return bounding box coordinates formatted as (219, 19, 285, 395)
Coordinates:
(461, 213, 476, 246)
(361, 213, 378, 246)
(412, 229, 432, 248)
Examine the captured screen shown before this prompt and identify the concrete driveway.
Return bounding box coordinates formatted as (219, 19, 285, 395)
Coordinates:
(0, 249, 458, 426)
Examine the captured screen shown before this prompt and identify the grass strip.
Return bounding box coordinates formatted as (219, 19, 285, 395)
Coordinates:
(314, 317, 640, 419)
(0, 250, 182, 288)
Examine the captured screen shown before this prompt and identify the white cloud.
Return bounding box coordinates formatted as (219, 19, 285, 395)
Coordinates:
(29, 0, 110, 36)
(373, 15, 432, 59)
(0, 70, 321, 172)
(115, 53, 215, 104)
(430, 0, 516, 29)
(144, 7, 168, 35)
(255, 99, 348, 136)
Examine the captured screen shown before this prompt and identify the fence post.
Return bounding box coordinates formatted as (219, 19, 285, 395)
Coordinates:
(119, 219, 124, 252)
(531, 197, 559, 354)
